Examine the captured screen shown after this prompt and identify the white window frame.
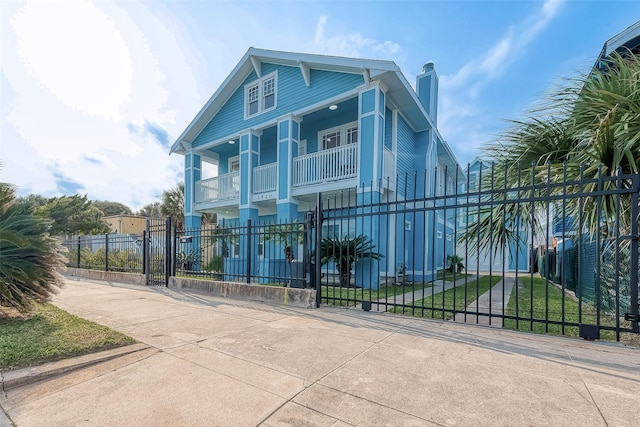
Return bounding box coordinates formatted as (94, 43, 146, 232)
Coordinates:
(228, 156, 240, 173)
(244, 71, 278, 119)
(318, 121, 358, 151)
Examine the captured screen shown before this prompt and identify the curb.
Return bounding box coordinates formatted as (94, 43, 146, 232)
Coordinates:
(1, 343, 151, 391)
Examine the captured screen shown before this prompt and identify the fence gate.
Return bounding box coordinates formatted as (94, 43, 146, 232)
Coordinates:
(145, 217, 173, 286)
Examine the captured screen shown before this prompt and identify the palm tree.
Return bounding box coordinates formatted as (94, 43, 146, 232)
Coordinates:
(0, 182, 66, 313)
(161, 183, 185, 231)
(466, 51, 640, 252)
(320, 235, 383, 288)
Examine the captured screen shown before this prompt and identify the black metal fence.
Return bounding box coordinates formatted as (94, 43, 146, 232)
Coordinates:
(64, 163, 640, 341)
(62, 233, 145, 273)
(175, 216, 316, 287)
(317, 164, 639, 342)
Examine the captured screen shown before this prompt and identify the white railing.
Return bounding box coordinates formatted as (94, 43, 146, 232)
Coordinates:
(253, 163, 277, 194)
(195, 172, 239, 203)
(383, 147, 395, 181)
(292, 144, 358, 187)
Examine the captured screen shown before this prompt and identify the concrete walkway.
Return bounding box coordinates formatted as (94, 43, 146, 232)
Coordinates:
(2, 277, 639, 426)
(361, 275, 478, 311)
(454, 277, 517, 327)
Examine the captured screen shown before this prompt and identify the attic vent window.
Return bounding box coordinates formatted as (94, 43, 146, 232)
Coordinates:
(245, 71, 277, 118)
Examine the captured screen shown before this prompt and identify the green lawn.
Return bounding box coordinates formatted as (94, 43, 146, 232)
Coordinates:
(322, 282, 433, 306)
(389, 275, 502, 320)
(435, 270, 472, 281)
(0, 303, 135, 371)
(503, 276, 637, 344)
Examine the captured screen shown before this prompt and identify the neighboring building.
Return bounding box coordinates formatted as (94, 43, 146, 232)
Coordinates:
(456, 158, 539, 273)
(170, 48, 462, 286)
(104, 214, 148, 234)
(595, 19, 640, 69)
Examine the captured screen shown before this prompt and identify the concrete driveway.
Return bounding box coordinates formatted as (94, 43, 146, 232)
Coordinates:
(2, 277, 639, 426)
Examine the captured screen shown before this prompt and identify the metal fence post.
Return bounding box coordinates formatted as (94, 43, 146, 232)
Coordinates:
(629, 176, 639, 333)
(105, 233, 109, 272)
(165, 217, 172, 287)
(247, 219, 252, 284)
(315, 192, 322, 307)
(143, 220, 149, 284)
(76, 236, 81, 268)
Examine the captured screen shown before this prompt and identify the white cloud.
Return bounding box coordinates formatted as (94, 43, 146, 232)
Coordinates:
(11, 0, 132, 120)
(438, 0, 566, 166)
(1, 0, 199, 210)
(313, 15, 401, 58)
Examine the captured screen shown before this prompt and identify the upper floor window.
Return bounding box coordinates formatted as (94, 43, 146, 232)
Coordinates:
(319, 122, 358, 150)
(245, 72, 277, 118)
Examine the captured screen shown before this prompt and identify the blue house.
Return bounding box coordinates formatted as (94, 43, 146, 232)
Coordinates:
(170, 48, 461, 286)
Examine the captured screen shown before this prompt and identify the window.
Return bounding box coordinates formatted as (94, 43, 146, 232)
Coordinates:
(229, 156, 240, 173)
(299, 139, 307, 156)
(245, 72, 277, 118)
(322, 131, 341, 150)
(319, 122, 358, 150)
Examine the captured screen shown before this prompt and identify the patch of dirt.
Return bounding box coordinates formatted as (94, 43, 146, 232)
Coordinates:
(0, 306, 28, 320)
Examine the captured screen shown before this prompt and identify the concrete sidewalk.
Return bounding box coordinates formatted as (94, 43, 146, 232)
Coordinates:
(2, 277, 639, 427)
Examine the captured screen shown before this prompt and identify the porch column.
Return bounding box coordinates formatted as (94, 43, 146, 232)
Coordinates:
(184, 152, 201, 221)
(355, 85, 386, 289)
(184, 153, 202, 263)
(276, 115, 301, 221)
(358, 83, 385, 191)
(239, 131, 260, 280)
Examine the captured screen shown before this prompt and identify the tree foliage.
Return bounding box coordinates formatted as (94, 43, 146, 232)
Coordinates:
(137, 202, 162, 217)
(0, 182, 65, 313)
(466, 52, 640, 252)
(35, 195, 111, 235)
(93, 200, 133, 216)
(320, 235, 383, 287)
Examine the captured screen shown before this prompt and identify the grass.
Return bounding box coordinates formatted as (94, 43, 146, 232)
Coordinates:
(322, 282, 433, 306)
(0, 303, 136, 371)
(435, 270, 472, 281)
(503, 276, 639, 345)
(389, 275, 502, 320)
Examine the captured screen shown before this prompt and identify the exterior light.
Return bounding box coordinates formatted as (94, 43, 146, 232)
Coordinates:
(228, 140, 235, 144)
(329, 104, 338, 110)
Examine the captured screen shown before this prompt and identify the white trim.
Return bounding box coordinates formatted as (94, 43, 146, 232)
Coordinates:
(250, 56, 262, 78)
(298, 61, 311, 87)
(244, 71, 278, 120)
(299, 139, 307, 155)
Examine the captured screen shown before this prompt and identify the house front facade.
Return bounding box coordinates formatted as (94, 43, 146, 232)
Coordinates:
(170, 48, 461, 286)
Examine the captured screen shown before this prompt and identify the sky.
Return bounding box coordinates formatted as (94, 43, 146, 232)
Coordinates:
(1, 0, 639, 211)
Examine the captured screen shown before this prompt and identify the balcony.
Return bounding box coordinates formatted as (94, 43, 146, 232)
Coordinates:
(292, 143, 358, 187)
(253, 163, 277, 194)
(195, 172, 239, 204)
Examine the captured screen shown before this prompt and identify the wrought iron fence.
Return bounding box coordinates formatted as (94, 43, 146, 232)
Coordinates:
(63, 162, 640, 341)
(62, 233, 145, 273)
(175, 217, 315, 287)
(317, 164, 639, 341)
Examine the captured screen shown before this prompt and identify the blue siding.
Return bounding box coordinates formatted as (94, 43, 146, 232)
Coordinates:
(396, 114, 415, 196)
(192, 65, 364, 147)
(384, 108, 392, 150)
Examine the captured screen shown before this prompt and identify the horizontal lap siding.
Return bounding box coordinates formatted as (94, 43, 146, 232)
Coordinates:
(396, 114, 415, 196)
(193, 65, 364, 147)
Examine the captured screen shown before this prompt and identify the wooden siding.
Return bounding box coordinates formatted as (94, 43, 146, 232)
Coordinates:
(396, 114, 415, 196)
(384, 107, 392, 150)
(192, 65, 364, 147)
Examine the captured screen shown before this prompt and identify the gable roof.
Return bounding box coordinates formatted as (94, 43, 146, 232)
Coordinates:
(170, 48, 439, 155)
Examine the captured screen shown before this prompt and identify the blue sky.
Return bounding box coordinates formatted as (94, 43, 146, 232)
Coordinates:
(1, 0, 639, 211)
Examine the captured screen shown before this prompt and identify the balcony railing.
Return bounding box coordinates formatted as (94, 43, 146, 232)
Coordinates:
(253, 163, 277, 194)
(195, 172, 239, 203)
(292, 143, 358, 187)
